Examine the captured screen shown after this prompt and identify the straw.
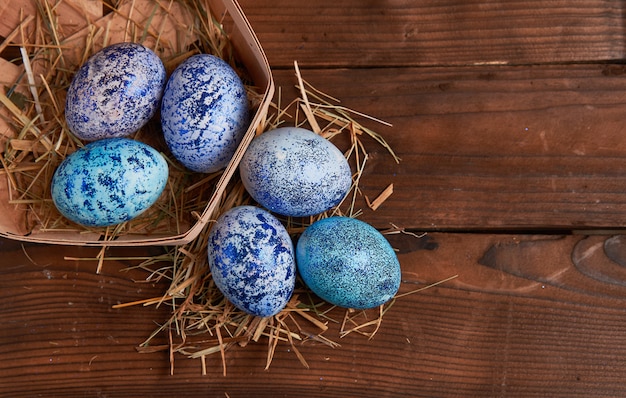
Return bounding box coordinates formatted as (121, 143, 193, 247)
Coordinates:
(366, 183, 394, 211)
(110, 66, 447, 374)
(0, 0, 453, 374)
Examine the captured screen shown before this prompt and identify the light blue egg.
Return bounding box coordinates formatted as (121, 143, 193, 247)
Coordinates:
(161, 54, 250, 173)
(51, 138, 168, 227)
(240, 127, 352, 217)
(65, 42, 166, 141)
(207, 206, 296, 317)
(296, 216, 401, 309)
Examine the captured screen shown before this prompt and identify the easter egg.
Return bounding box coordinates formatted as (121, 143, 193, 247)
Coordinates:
(240, 127, 352, 217)
(51, 138, 168, 227)
(296, 216, 401, 309)
(65, 42, 166, 141)
(207, 206, 296, 317)
(161, 54, 250, 173)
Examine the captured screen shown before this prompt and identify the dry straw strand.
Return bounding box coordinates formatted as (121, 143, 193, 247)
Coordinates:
(366, 183, 394, 211)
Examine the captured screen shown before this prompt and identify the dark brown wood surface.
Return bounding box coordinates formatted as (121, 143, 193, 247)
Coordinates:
(3, 1, 626, 396)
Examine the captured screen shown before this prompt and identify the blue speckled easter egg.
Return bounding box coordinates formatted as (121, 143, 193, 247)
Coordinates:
(296, 217, 401, 309)
(65, 42, 166, 141)
(161, 54, 249, 173)
(207, 206, 296, 317)
(51, 138, 168, 227)
(240, 127, 352, 217)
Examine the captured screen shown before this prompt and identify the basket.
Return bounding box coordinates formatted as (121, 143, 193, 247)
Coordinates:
(0, 0, 274, 246)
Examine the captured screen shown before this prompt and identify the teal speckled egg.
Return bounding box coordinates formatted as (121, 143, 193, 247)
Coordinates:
(296, 217, 401, 309)
(51, 138, 168, 227)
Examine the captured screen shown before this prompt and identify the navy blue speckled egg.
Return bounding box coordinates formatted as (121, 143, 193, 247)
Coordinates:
(161, 54, 250, 173)
(65, 42, 166, 141)
(240, 127, 352, 217)
(207, 206, 296, 317)
(51, 138, 168, 227)
(296, 217, 401, 309)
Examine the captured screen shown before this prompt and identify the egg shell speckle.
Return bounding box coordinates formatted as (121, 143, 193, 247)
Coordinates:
(296, 216, 401, 309)
(51, 138, 169, 227)
(161, 54, 250, 173)
(65, 42, 166, 141)
(240, 127, 352, 217)
(207, 206, 296, 318)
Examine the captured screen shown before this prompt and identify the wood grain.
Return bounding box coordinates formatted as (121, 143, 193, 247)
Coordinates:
(238, 0, 626, 68)
(271, 65, 626, 230)
(3, 1, 626, 396)
(4, 234, 626, 397)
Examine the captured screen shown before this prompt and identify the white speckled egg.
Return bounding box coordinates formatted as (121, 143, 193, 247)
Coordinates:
(161, 54, 249, 173)
(65, 42, 166, 141)
(51, 138, 168, 227)
(240, 127, 352, 217)
(296, 216, 401, 310)
(207, 206, 296, 318)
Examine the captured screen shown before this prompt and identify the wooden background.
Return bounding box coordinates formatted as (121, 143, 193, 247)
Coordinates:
(3, 0, 626, 396)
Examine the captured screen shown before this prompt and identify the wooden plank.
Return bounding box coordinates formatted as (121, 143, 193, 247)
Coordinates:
(239, 0, 626, 68)
(3, 233, 626, 396)
(2, 1, 626, 396)
(270, 65, 626, 231)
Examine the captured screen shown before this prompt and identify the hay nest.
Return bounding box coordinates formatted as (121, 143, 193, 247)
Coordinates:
(0, 0, 263, 242)
(112, 61, 411, 374)
(1, 0, 455, 374)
